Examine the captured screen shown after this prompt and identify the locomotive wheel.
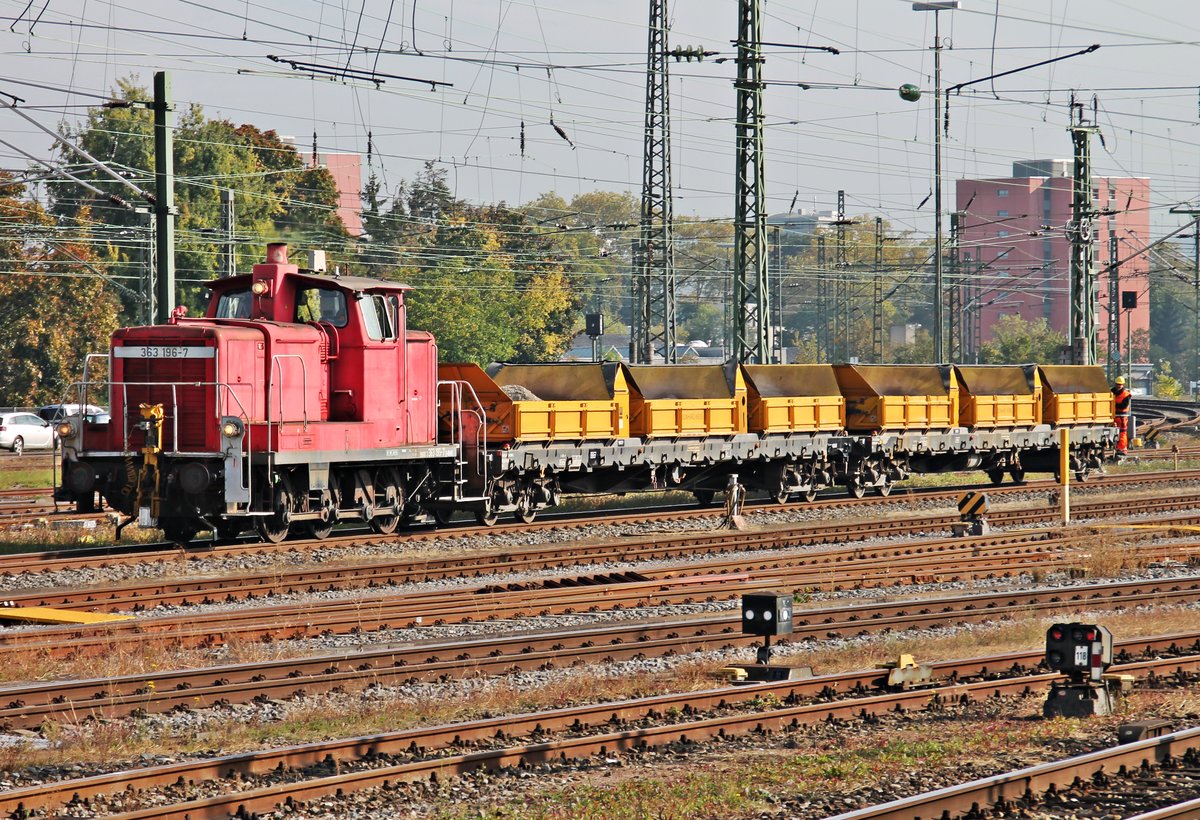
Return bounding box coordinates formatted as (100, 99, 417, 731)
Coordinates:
(213, 520, 243, 542)
(986, 468, 1006, 486)
(162, 519, 198, 546)
(303, 520, 335, 540)
(256, 514, 290, 543)
(256, 476, 292, 543)
(370, 468, 403, 535)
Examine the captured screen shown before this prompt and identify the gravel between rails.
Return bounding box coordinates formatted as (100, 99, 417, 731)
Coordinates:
(0, 474, 1189, 595)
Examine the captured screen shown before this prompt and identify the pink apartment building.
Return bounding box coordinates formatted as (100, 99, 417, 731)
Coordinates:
(955, 159, 1150, 363)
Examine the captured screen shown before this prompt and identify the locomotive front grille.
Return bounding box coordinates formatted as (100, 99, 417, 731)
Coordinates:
(117, 346, 216, 452)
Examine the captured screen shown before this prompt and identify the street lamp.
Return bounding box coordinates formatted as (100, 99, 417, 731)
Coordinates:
(912, 0, 960, 364)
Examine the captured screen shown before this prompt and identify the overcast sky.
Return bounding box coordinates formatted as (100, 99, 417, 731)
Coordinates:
(0, 0, 1197, 238)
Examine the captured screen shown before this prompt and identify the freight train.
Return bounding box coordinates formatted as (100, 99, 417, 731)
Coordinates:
(53, 244, 1116, 544)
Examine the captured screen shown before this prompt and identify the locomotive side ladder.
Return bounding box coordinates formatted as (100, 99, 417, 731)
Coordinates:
(436, 379, 488, 502)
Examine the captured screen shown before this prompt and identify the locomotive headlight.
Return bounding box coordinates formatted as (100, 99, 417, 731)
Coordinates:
(220, 419, 244, 438)
(251, 280, 270, 296)
(56, 421, 75, 439)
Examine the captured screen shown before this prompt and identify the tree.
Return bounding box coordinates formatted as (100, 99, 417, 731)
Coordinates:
(978, 315, 1066, 364)
(0, 183, 121, 406)
(50, 79, 345, 317)
(1153, 360, 1185, 398)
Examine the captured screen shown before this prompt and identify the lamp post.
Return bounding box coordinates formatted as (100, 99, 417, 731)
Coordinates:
(913, 1, 960, 364)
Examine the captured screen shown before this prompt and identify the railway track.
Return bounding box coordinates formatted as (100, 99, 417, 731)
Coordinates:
(1, 466, 1199, 580)
(2, 632, 1199, 819)
(5, 567, 1200, 729)
(832, 724, 1200, 819)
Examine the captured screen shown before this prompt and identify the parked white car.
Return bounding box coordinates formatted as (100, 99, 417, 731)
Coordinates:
(37, 404, 110, 424)
(0, 412, 55, 455)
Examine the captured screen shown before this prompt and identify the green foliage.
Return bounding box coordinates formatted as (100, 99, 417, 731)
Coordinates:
(978, 314, 1066, 364)
(0, 185, 121, 406)
(50, 78, 345, 318)
(401, 208, 574, 364)
(1153, 360, 1185, 398)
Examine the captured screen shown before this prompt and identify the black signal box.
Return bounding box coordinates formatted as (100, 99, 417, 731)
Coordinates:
(741, 592, 793, 637)
(585, 313, 604, 337)
(1046, 622, 1113, 681)
(1121, 291, 1138, 309)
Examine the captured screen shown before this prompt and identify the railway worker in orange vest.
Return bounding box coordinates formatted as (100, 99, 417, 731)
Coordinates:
(1112, 375, 1131, 456)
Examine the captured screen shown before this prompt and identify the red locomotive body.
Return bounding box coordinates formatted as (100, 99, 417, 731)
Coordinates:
(59, 243, 457, 543)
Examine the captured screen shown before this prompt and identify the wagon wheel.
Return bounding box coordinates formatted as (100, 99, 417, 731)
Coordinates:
(432, 508, 454, 526)
(986, 468, 1007, 486)
(475, 497, 498, 527)
(875, 479, 893, 498)
(802, 488, 818, 503)
(1009, 467, 1026, 484)
(693, 490, 716, 508)
(846, 479, 866, 499)
(371, 468, 403, 535)
(772, 484, 792, 505)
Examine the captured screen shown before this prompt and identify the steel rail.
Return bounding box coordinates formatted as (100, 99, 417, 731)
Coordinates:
(1, 467, 1198, 576)
(3, 573, 1200, 728)
(828, 725, 1200, 819)
(5, 652, 1200, 819)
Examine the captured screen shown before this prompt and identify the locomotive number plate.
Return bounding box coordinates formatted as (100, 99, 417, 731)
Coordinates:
(115, 346, 215, 359)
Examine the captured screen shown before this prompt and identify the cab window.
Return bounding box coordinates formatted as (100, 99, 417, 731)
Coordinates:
(359, 294, 397, 341)
(216, 289, 252, 319)
(295, 287, 348, 327)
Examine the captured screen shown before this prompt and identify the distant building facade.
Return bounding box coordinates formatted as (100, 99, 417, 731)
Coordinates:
(956, 160, 1150, 363)
(313, 152, 364, 237)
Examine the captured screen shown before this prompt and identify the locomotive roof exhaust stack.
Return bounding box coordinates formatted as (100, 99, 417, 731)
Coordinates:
(266, 243, 288, 264)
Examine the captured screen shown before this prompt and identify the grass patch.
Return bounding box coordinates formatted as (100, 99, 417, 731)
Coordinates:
(0, 467, 55, 491)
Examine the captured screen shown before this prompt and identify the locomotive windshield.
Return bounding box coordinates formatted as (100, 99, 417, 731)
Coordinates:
(295, 286, 348, 327)
(215, 289, 252, 319)
(359, 294, 400, 341)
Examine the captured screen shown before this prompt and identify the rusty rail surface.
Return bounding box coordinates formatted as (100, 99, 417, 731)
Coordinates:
(3, 574, 1200, 729)
(2, 645, 1199, 819)
(0, 467, 1197, 576)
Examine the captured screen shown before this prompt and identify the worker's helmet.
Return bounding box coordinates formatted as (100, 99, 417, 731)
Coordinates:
(1115, 376, 1126, 386)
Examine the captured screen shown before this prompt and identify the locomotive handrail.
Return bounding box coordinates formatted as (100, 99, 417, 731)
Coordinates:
(437, 379, 489, 490)
(267, 355, 310, 460)
(65, 378, 252, 457)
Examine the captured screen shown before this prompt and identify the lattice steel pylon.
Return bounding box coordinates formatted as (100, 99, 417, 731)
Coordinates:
(1106, 232, 1120, 379)
(872, 217, 884, 362)
(1068, 94, 1100, 366)
(632, 0, 677, 364)
(731, 0, 770, 363)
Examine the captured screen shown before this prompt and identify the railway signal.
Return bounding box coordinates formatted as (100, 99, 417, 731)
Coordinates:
(1043, 622, 1121, 718)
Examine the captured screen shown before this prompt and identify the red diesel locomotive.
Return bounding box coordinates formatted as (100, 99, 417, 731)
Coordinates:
(57, 243, 468, 544)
